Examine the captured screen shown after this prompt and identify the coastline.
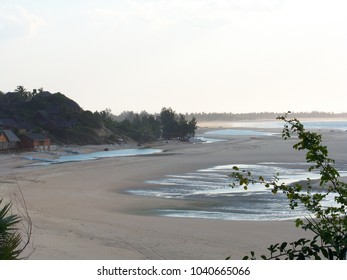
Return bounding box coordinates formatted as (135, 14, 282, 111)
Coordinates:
(1, 126, 346, 259)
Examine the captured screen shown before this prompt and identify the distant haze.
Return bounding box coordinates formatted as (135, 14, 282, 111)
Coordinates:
(1, 1, 346, 114)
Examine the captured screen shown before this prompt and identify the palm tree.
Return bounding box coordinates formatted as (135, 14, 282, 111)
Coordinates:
(0, 199, 22, 260)
(15, 85, 26, 94)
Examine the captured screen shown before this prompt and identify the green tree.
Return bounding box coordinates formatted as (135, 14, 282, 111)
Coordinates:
(230, 113, 347, 260)
(99, 108, 112, 121)
(14, 85, 26, 94)
(160, 107, 179, 139)
(118, 112, 161, 144)
(188, 116, 197, 138)
(14, 85, 33, 100)
(177, 115, 197, 141)
(160, 108, 197, 141)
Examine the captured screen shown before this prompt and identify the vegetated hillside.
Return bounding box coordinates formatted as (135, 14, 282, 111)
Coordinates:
(0, 87, 198, 145)
(0, 88, 128, 145)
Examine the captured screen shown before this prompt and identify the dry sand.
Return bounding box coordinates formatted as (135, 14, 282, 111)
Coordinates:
(1, 125, 346, 260)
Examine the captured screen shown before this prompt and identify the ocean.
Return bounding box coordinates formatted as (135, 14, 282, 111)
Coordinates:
(229, 119, 347, 131)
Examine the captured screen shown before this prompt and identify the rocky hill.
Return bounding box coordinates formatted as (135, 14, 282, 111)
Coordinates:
(0, 87, 197, 146)
(0, 88, 126, 145)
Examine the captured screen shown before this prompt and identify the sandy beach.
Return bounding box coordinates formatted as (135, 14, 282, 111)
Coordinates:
(1, 123, 347, 260)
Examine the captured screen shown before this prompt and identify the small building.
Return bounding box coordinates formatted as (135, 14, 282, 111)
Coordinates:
(0, 130, 21, 150)
(20, 133, 51, 151)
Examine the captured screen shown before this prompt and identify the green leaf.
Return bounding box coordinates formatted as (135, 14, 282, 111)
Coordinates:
(295, 218, 303, 227)
(280, 242, 288, 251)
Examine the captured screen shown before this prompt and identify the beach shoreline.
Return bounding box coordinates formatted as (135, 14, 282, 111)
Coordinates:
(1, 125, 346, 259)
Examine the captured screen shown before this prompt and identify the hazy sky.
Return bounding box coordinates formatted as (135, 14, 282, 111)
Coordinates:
(1, 0, 346, 114)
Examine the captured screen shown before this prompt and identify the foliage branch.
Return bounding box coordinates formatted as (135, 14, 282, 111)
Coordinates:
(0, 199, 23, 259)
(229, 113, 347, 259)
(0, 174, 33, 260)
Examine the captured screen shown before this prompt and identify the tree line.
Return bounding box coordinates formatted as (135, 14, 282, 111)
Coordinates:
(0, 86, 197, 145)
(109, 107, 197, 143)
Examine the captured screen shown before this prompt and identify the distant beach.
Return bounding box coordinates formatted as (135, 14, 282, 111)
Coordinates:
(1, 120, 346, 259)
